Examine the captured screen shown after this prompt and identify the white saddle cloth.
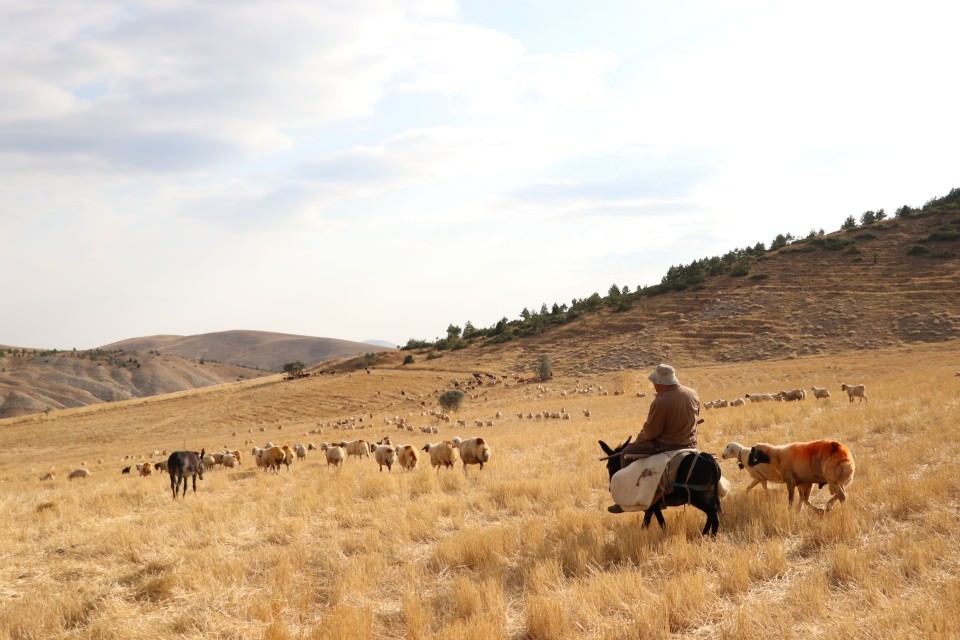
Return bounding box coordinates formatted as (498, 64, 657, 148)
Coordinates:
(609, 449, 697, 512)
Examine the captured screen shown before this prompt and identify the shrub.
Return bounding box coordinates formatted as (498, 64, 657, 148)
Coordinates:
(730, 261, 750, 277)
(928, 229, 960, 242)
(402, 354, 415, 365)
(438, 390, 465, 412)
(749, 273, 770, 280)
(907, 244, 931, 256)
(537, 354, 553, 382)
(426, 351, 443, 360)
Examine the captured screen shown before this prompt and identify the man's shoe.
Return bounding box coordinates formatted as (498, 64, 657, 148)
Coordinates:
(607, 504, 624, 514)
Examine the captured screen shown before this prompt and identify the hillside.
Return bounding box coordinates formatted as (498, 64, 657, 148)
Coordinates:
(1, 206, 956, 418)
(405, 205, 960, 377)
(0, 331, 394, 418)
(103, 330, 394, 371)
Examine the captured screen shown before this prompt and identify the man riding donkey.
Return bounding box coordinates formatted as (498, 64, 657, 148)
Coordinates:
(607, 363, 701, 514)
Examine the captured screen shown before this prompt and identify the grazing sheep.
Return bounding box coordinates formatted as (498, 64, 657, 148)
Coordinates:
(139, 463, 153, 477)
(293, 443, 307, 461)
(338, 439, 371, 461)
(840, 383, 867, 403)
(777, 388, 806, 401)
(396, 444, 420, 471)
(220, 454, 237, 469)
(745, 393, 777, 402)
(722, 441, 784, 492)
(729, 397, 745, 407)
(154, 460, 169, 474)
(68, 468, 91, 480)
(422, 441, 460, 471)
(451, 436, 492, 472)
(748, 440, 855, 512)
(372, 444, 397, 471)
(121, 466, 131, 474)
(321, 443, 345, 469)
(810, 386, 831, 399)
(39, 472, 55, 481)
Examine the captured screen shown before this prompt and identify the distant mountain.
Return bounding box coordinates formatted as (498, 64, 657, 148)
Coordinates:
(0, 330, 397, 418)
(364, 339, 399, 349)
(103, 330, 392, 372)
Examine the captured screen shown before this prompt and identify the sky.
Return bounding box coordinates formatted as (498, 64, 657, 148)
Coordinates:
(3, 1, 958, 350)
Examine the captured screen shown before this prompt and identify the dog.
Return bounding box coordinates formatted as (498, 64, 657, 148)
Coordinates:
(748, 440, 854, 512)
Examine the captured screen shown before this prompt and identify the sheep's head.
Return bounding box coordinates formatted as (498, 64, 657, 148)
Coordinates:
(747, 445, 771, 467)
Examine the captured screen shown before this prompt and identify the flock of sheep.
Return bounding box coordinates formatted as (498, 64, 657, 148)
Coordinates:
(704, 382, 867, 409)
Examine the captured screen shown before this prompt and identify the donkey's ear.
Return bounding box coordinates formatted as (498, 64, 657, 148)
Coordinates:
(620, 435, 633, 449)
(599, 440, 614, 456)
(200, 448, 205, 458)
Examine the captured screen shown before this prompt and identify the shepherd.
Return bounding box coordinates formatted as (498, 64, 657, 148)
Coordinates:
(168, 449, 205, 500)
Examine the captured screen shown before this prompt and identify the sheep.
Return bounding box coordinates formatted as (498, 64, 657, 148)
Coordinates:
(258, 446, 287, 473)
(745, 393, 777, 402)
(422, 441, 460, 471)
(220, 454, 237, 469)
(121, 466, 132, 474)
(840, 383, 867, 403)
(451, 436, 491, 472)
(68, 468, 91, 480)
(321, 443, 345, 469)
(372, 444, 397, 471)
(777, 388, 806, 402)
(722, 441, 784, 492)
(39, 472, 55, 481)
(338, 439, 371, 461)
(747, 440, 855, 512)
(396, 444, 420, 471)
(729, 397, 745, 407)
(154, 460, 169, 474)
(139, 463, 153, 477)
(293, 443, 307, 461)
(810, 386, 831, 399)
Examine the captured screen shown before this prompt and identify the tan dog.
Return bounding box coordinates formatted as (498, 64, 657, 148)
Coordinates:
(748, 440, 855, 512)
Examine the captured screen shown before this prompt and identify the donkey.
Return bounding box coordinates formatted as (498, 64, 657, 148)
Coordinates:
(598, 436, 725, 536)
(168, 449, 205, 500)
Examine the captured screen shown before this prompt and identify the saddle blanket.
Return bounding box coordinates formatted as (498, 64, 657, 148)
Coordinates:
(609, 449, 698, 512)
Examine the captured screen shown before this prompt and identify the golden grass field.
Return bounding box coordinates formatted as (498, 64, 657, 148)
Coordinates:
(2, 340, 960, 639)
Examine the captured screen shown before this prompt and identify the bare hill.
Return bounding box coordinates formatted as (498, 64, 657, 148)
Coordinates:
(0, 349, 269, 419)
(103, 330, 392, 371)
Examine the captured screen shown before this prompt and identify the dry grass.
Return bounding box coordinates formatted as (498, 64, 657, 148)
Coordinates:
(2, 341, 960, 638)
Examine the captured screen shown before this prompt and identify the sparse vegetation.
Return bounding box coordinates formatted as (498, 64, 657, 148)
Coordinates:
(437, 389, 465, 412)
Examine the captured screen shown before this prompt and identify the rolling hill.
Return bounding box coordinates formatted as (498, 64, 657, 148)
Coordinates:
(1, 202, 957, 418)
(0, 331, 393, 418)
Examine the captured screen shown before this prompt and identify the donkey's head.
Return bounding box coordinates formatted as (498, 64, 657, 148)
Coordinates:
(598, 436, 632, 481)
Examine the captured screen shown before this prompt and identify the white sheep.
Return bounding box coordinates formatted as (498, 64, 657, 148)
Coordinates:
(451, 436, 491, 472)
(422, 441, 460, 471)
(745, 393, 777, 402)
(321, 443, 345, 469)
(810, 386, 831, 399)
(722, 442, 784, 492)
(339, 439, 371, 461)
(840, 383, 867, 403)
(729, 397, 745, 407)
(372, 444, 397, 471)
(293, 443, 307, 461)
